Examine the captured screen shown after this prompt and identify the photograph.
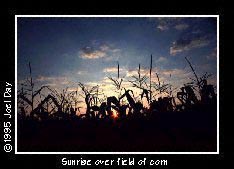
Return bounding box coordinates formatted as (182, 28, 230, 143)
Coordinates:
(16, 16, 218, 153)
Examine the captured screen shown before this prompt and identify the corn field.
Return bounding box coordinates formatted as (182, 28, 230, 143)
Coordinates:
(17, 56, 217, 152)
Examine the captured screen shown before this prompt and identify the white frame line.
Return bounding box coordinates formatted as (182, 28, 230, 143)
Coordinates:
(15, 15, 219, 155)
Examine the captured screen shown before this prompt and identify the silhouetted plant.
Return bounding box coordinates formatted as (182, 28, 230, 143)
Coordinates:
(17, 62, 52, 116)
(152, 72, 172, 98)
(108, 62, 125, 100)
(78, 82, 99, 116)
(129, 63, 150, 103)
(185, 57, 215, 101)
(17, 56, 217, 121)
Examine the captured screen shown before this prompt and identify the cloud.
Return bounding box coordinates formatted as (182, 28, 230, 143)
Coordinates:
(156, 56, 168, 63)
(170, 36, 210, 55)
(126, 70, 138, 77)
(124, 66, 213, 91)
(112, 48, 121, 53)
(157, 25, 169, 31)
(103, 67, 118, 73)
(77, 70, 88, 75)
(150, 17, 187, 31)
(99, 44, 110, 51)
(79, 46, 106, 59)
(86, 82, 99, 87)
(103, 67, 124, 73)
(198, 63, 213, 72)
(169, 18, 217, 56)
(126, 68, 149, 77)
(103, 66, 127, 78)
(206, 48, 217, 60)
(101, 77, 112, 84)
(36, 76, 70, 86)
(161, 68, 188, 76)
(174, 24, 189, 30)
(79, 43, 121, 60)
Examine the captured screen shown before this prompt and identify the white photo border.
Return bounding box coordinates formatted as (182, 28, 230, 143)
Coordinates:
(15, 15, 219, 154)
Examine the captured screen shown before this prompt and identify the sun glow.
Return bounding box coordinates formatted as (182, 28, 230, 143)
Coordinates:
(112, 109, 119, 119)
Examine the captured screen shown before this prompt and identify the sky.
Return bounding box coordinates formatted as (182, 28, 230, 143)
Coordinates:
(17, 17, 217, 112)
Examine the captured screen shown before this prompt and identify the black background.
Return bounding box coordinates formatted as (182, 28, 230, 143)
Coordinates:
(1, 0, 226, 168)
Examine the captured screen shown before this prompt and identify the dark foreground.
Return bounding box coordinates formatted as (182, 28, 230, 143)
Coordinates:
(18, 108, 217, 152)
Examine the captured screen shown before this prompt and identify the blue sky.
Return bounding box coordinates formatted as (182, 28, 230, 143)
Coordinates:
(17, 17, 217, 104)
